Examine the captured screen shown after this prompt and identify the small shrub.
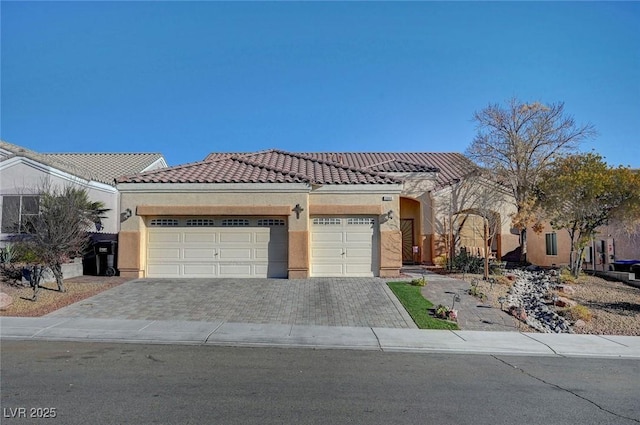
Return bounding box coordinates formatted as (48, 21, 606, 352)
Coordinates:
(434, 255, 448, 267)
(492, 275, 513, 286)
(410, 276, 427, 287)
(451, 250, 484, 274)
(468, 284, 487, 301)
(435, 304, 450, 319)
(565, 305, 593, 322)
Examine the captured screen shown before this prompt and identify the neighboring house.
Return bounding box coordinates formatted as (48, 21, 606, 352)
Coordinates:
(0, 140, 167, 250)
(115, 149, 520, 279)
(528, 222, 640, 270)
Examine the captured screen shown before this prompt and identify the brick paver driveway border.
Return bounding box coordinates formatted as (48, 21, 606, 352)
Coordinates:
(46, 278, 417, 329)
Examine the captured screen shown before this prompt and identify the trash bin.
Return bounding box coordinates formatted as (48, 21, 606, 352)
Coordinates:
(94, 240, 118, 276)
(631, 264, 640, 280)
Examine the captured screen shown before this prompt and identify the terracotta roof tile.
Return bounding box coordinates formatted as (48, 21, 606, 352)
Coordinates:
(206, 151, 478, 187)
(117, 149, 399, 185)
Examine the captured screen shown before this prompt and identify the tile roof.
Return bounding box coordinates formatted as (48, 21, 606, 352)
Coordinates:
(116, 149, 400, 185)
(45, 153, 166, 185)
(206, 151, 478, 187)
(0, 140, 166, 185)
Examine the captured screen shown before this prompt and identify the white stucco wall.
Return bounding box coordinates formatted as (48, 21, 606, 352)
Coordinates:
(0, 158, 119, 243)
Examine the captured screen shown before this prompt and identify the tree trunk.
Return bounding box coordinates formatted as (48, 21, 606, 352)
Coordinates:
(51, 262, 65, 293)
(30, 265, 44, 301)
(483, 220, 489, 280)
(519, 228, 527, 263)
(572, 247, 585, 278)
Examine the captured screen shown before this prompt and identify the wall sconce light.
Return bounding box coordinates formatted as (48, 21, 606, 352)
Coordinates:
(120, 208, 132, 223)
(386, 210, 394, 220)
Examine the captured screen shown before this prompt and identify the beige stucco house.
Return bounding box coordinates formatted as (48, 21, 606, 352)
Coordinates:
(116, 150, 521, 279)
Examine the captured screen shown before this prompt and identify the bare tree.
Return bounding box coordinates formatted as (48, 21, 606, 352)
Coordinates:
(466, 98, 596, 263)
(10, 185, 107, 299)
(430, 170, 512, 275)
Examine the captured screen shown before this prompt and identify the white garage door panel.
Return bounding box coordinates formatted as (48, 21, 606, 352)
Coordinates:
(219, 264, 253, 276)
(313, 232, 344, 243)
(219, 248, 253, 260)
(183, 248, 216, 259)
(311, 247, 343, 258)
(345, 233, 372, 243)
(345, 248, 372, 259)
(148, 264, 181, 276)
(220, 232, 253, 243)
(184, 233, 217, 243)
(183, 264, 218, 276)
(311, 264, 345, 275)
(148, 248, 181, 260)
(311, 216, 379, 277)
(149, 233, 181, 243)
(146, 219, 288, 278)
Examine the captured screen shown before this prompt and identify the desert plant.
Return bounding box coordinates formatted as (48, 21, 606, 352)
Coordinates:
(468, 284, 487, 302)
(410, 276, 427, 287)
(492, 275, 513, 286)
(435, 304, 450, 319)
(452, 250, 484, 274)
(434, 255, 448, 268)
(565, 305, 593, 322)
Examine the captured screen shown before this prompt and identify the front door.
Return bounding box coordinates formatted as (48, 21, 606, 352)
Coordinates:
(401, 219, 414, 264)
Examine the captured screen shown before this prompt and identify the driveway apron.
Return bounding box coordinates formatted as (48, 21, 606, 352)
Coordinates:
(46, 278, 416, 329)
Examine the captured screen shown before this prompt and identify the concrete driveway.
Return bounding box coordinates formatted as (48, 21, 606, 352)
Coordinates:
(46, 278, 416, 329)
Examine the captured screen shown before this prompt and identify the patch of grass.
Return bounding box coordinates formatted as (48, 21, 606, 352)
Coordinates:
(387, 282, 459, 330)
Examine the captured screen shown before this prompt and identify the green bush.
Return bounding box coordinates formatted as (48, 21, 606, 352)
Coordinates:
(410, 276, 427, 287)
(452, 250, 484, 274)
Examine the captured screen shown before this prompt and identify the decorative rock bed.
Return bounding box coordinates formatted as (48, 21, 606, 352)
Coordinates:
(505, 270, 572, 333)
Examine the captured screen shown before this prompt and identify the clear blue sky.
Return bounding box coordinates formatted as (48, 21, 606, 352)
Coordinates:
(2, 1, 639, 168)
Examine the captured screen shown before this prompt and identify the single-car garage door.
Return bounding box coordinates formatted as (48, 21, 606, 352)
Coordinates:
(146, 217, 288, 278)
(310, 216, 379, 277)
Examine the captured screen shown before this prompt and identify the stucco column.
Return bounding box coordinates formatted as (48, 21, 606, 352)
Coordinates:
(379, 229, 402, 277)
(288, 230, 309, 278)
(118, 230, 144, 278)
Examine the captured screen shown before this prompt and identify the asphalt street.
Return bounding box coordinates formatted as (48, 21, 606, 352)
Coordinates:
(1, 341, 639, 425)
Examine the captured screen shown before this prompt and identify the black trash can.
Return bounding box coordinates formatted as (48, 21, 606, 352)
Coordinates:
(631, 264, 640, 280)
(94, 240, 118, 276)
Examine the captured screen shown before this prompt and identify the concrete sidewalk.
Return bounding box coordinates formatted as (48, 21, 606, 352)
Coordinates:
(2, 317, 639, 359)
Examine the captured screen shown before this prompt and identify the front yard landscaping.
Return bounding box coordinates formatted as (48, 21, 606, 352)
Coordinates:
(387, 281, 459, 330)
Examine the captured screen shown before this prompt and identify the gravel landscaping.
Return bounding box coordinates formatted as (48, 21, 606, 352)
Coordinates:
(0, 276, 129, 317)
(449, 271, 640, 336)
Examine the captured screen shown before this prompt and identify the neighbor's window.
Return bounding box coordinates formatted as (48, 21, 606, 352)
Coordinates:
(545, 232, 558, 256)
(1, 195, 40, 233)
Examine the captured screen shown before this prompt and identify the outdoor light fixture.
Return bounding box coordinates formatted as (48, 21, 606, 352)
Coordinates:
(120, 208, 132, 223)
(387, 210, 394, 220)
(498, 296, 506, 311)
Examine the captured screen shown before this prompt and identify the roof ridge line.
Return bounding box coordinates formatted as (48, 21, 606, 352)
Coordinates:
(274, 150, 400, 182)
(229, 152, 312, 183)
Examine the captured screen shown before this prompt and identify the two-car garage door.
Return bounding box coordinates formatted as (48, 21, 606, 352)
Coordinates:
(146, 215, 379, 278)
(146, 217, 288, 278)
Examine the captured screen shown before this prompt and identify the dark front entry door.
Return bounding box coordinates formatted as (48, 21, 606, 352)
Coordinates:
(401, 219, 415, 264)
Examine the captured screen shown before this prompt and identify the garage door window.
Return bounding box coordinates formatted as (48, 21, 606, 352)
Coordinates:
(347, 218, 375, 225)
(150, 219, 179, 227)
(221, 219, 249, 226)
(257, 219, 285, 226)
(313, 218, 341, 225)
(186, 219, 215, 226)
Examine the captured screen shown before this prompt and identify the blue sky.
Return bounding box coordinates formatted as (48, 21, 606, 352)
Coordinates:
(2, 2, 639, 168)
